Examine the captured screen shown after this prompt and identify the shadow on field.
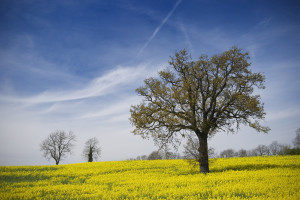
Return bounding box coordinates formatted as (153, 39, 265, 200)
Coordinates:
(183, 159, 299, 174)
(211, 163, 299, 172)
(211, 164, 280, 172)
(0, 167, 60, 183)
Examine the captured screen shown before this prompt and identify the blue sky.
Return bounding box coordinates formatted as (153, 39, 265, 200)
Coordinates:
(0, 0, 299, 165)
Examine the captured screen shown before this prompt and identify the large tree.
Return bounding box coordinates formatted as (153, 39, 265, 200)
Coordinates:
(40, 130, 76, 165)
(130, 47, 269, 173)
(83, 137, 101, 162)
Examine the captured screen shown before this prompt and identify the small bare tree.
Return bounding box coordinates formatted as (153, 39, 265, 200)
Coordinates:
(220, 149, 236, 158)
(83, 137, 101, 162)
(136, 155, 148, 160)
(164, 151, 181, 159)
(40, 130, 76, 165)
(254, 144, 270, 156)
(237, 149, 248, 157)
(268, 141, 281, 155)
(147, 151, 163, 160)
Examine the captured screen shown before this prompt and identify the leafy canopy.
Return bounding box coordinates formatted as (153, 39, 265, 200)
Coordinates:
(130, 47, 269, 147)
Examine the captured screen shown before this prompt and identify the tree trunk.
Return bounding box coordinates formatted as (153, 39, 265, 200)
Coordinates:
(197, 132, 209, 173)
(88, 147, 93, 162)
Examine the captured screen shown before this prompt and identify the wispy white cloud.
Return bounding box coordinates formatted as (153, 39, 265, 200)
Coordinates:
(266, 107, 300, 121)
(138, 0, 182, 54)
(179, 22, 193, 50)
(0, 66, 145, 104)
(81, 96, 138, 120)
(254, 17, 272, 30)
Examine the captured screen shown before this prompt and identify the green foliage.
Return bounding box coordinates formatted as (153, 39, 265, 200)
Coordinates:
(284, 148, 300, 155)
(130, 47, 270, 173)
(82, 137, 101, 162)
(130, 47, 269, 140)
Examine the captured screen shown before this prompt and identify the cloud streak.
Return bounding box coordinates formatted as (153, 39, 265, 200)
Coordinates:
(0, 66, 145, 105)
(266, 107, 300, 121)
(179, 22, 192, 49)
(81, 96, 138, 120)
(138, 0, 182, 54)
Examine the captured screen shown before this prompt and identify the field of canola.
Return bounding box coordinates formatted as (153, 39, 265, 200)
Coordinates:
(0, 155, 299, 199)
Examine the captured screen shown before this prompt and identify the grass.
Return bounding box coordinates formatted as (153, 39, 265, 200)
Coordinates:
(0, 155, 299, 199)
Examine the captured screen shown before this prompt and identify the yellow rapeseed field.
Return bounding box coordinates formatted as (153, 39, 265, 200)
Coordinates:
(0, 156, 299, 199)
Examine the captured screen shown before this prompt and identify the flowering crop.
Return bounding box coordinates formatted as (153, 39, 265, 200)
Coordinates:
(0, 156, 299, 199)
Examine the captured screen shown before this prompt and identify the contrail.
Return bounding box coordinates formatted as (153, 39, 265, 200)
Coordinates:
(179, 22, 192, 49)
(138, 0, 183, 54)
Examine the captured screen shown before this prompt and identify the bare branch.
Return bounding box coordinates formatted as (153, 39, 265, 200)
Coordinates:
(40, 130, 76, 165)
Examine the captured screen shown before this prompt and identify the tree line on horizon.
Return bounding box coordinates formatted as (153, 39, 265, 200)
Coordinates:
(129, 128, 300, 161)
(40, 128, 299, 165)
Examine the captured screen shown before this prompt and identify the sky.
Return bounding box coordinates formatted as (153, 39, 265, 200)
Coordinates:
(0, 0, 299, 166)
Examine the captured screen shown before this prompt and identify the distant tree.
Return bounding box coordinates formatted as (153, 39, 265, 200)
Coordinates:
(268, 141, 282, 155)
(208, 147, 216, 158)
(40, 130, 76, 165)
(136, 155, 148, 160)
(293, 128, 300, 148)
(278, 144, 292, 155)
(285, 148, 300, 155)
(147, 151, 163, 160)
(83, 137, 101, 162)
(248, 149, 258, 156)
(164, 151, 182, 159)
(220, 149, 236, 158)
(130, 47, 269, 173)
(254, 144, 270, 156)
(284, 148, 300, 155)
(237, 149, 248, 157)
(279, 129, 300, 155)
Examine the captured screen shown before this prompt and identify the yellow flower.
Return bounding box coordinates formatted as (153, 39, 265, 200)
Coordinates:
(0, 156, 299, 199)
